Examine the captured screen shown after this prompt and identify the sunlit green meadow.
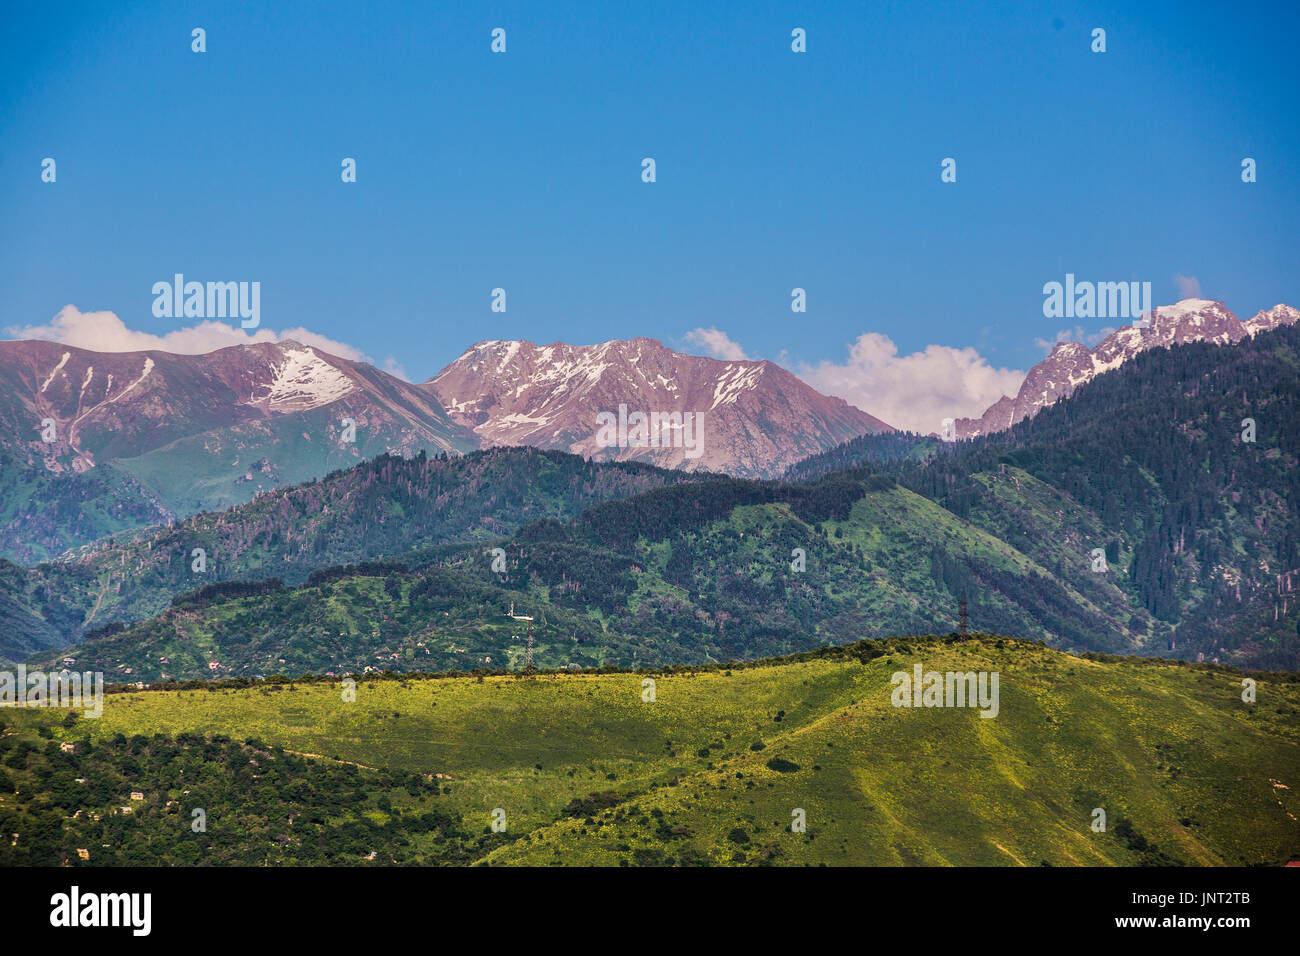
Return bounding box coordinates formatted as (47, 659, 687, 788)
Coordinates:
(9, 636, 1298, 865)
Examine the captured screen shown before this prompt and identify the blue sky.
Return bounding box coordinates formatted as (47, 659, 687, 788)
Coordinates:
(1, 0, 1296, 428)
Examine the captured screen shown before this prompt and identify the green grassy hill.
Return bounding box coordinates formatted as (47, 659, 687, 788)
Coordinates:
(0, 457, 171, 565)
(4, 635, 1297, 866)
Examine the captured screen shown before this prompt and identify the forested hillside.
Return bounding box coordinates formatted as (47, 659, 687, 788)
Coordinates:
(1, 447, 704, 661)
(36, 465, 1151, 680)
(15, 326, 1300, 675)
(788, 326, 1300, 669)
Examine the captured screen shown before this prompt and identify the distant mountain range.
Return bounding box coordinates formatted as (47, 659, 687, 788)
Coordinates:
(952, 300, 1300, 439)
(0, 339, 477, 561)
(1, 338, 472, 477)
(0, 332, 891, 562)
(2, 299, 1295, 566)
(427, 337, 890, 476)
(13, 320, 1300, 677)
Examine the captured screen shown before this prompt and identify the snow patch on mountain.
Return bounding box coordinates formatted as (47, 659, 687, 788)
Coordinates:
(427, 337, 891, 478)
(1155, 298, 1218, 319)
(710, 364, 762, 409)
(117, 358, 155, 400)
(40, 352, 70, 392)
(1246, 304, 1300, 334)
(953, 299, 1300, 439)
(74, 358, 155, 427)
(263, 348, 355, 412)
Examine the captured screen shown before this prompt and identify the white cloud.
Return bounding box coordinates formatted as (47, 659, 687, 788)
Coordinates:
(6, 305, 369, 363)
(796, 333, 1025, 434)
(1034, 325, 1114, 352)
(382, 356, 410, 382)
(684, 326, 750, 361)
(1174, 273, 1202, 299)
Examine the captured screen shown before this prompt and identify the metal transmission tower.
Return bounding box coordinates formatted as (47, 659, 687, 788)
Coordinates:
(958, 590, 969, 636)
(507, 602, 537, 676)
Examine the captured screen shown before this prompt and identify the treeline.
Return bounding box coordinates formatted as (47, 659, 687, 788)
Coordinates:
(576, 473, 888, 551)
(783, 431, 937, 482)
(172, 578, 287, 609)
(305, 561, 407, 588)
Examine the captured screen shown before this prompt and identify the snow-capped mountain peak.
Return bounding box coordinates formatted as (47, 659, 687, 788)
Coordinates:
(425, 337, 891, 478)
(953, 299, 1299, 439)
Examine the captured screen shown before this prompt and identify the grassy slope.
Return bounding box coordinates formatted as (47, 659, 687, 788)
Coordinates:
(613, 480, 1141, 656)
(487, 646, 1300, 866)
(111, 407, 466, 517)
(0, 457, 171, 565)
(833, 483, 1088, 617)
(8, 636, 1298, 866)
(44, 572, 620, 681)
(835, 475, 1147, 643)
